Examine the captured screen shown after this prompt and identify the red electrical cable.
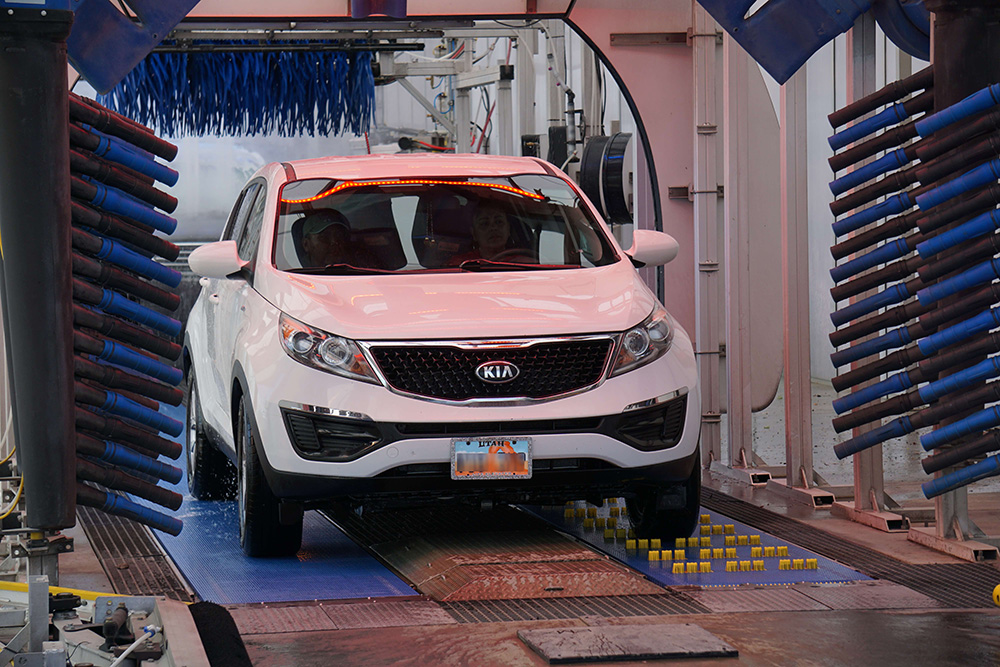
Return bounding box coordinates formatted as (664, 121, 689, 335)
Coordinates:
(475, 102, 496, 153)
(365, 132, 371, 154)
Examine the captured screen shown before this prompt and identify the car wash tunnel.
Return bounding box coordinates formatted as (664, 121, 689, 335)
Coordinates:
(4, 1, 1000, 666)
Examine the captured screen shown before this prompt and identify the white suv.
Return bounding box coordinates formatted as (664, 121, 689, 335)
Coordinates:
(185, 154, 700, 557)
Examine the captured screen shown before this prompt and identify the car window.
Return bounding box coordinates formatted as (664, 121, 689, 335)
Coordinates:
(224, 181, 262, 243)
(273, 174, 618, 273)
(237, 186, 267, 264)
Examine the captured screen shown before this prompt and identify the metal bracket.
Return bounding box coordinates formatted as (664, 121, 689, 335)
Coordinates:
(609, 32, 688, 47)
(11, 535, 72, 560)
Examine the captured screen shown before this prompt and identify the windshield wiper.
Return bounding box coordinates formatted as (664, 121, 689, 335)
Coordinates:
(286, 263, 396, 275)
(457, 259, 573, 272)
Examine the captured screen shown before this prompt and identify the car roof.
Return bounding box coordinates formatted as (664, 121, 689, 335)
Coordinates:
(281, 153, 557, 181)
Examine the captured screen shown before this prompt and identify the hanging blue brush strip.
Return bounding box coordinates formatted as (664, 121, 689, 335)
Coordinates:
(97, 42, 376, 138)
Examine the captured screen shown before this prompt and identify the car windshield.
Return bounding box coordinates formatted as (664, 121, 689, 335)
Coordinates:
(273, 174, 618, 273)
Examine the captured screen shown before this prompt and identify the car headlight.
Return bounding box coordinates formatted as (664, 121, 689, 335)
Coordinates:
(279, 313, 380, 384)
(610, 307, 674, 377)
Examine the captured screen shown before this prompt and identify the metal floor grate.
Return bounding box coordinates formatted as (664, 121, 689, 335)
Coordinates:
(701, 488, 1000, 608)
(441, 592, 710, 623)
(77, 506, 194, 602)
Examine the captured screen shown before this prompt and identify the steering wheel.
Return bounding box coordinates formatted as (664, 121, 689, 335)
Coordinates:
(491, 248, 539, 263)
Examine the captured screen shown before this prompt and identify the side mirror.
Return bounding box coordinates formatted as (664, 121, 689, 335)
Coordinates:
(627, 229, 679, 267)
(188, 240, 247, 278)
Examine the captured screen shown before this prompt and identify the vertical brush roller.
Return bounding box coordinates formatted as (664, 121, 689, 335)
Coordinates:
(68, 96, 185, 534)
(828, 59, 1000, 497)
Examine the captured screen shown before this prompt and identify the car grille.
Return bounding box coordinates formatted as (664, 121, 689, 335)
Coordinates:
(368, 338, 615, 401)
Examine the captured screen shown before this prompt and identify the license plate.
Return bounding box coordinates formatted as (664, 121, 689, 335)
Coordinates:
(451, 437, 532, 480)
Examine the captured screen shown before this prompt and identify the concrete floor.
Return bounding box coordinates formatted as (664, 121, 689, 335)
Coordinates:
(241, 609, 1000, 666)
(53, 378, 1000, 665)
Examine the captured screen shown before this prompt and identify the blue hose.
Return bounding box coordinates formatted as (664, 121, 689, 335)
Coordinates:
(829, 103, 908, 151)
(83, 180, 177, 234)
(834, 416, 912, 459)
(83, 124, 179, 186)
(916, 208, 1000, 258)
(917, 356, 1000, 404)
(97, 340, 183, 386)
(91, 489, 182, 535)
(96, 288, 181, 338)
(915, 83, 1000, 138)
(832, 192, 913, 237)
(97, 440, 182, 483)
(916, 257, 1000, 306)
(829, 148, 909, 196)
(830, 238, 911, 284)
(830, 325, 912, 368)
(917, 306, 1000, 356)
(832, 371, 914, 415)
(922, 454, 1000, 499)
(93, 236, 182, 287)
(99, 389, 184, 437)
(831, 282, 911, 327)
(921, 405, 1000, 451)
(915, 159, 1000, 212)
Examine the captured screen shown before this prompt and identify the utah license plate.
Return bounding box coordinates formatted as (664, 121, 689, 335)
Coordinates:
(451, 437, 532, 480)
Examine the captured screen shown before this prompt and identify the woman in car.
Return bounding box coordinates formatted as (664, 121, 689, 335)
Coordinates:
(449, 201, 534, 265)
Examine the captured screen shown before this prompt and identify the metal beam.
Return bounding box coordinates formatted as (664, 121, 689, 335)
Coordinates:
(780, 67, 815, 489)
(723, 34, 753, 471)
(692, 4, 722, 468)
(396, 77, 457, 136)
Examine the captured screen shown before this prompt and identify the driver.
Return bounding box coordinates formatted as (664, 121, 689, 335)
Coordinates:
(449, 201, 532, 265)
(300, 210, 356, 267)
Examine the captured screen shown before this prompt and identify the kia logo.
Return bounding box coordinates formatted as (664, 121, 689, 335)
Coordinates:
(475, 361, 520, 383)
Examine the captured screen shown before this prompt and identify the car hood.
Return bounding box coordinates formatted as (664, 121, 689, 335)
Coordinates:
(258, 262, 658, 341)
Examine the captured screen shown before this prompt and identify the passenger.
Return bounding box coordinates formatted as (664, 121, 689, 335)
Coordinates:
(449, 201, 533, 265)
(300, 210, 377, 268)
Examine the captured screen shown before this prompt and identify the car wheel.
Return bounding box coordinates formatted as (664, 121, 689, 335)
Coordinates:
(625, 459, 702, 541)
(186, 371, 236, 501)
(236, 396, 303, 557)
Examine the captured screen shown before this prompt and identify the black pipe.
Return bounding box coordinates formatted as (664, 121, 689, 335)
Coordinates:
(73, 305, 180, 361)
(833, 329, 1000, 393)
(831, 128, 1000, 217)
(69, 148, 177, 213)
(74, 356, 182, 407)
(917, 229, 1000, 283)
(71, 200, 178, 261)
(828, 66, 933, 129)
(75, 408, 182, 460)
(922, 430, 1000, 474)
(72, 253, 179, 311)
(68, 93, 178, 161)
(829, 294, 931, 347)
(68, 124, 154, 186)
(0, 9, 76, 529)
(76, 458, 182, 511)
(829, 120, 918, 173)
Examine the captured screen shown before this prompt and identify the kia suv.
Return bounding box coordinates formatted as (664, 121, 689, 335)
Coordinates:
(185, 154, 700, 557)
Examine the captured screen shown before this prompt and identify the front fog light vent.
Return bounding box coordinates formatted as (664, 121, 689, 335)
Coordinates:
(282, 410, 383, 461)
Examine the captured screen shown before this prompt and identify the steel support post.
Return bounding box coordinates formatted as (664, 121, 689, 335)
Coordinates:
(769, 68, 834, 507)
(27, 575, 46, 653)
(582, 45, 601, 139)
(831, 14, 905, 531)
(455, 87, 472, 153)
(692, 4, 722, 468)
(545, 19, 567, 133)
(0, 8, 76, 530)
(497, 76, 514, 156)
(516, 29, 537, 142)
(722, 35, 754, 473)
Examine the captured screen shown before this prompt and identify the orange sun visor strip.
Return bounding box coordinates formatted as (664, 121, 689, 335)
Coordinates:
(281, 179, 545, 204)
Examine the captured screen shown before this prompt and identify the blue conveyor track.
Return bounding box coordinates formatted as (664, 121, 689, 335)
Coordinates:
(153, 403, 415, 604)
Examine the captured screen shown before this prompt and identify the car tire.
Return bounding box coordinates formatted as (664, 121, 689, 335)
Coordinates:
(187, 372, 236, 501)
(625, 459, 702, 541)
(236, 396, 303, 557)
